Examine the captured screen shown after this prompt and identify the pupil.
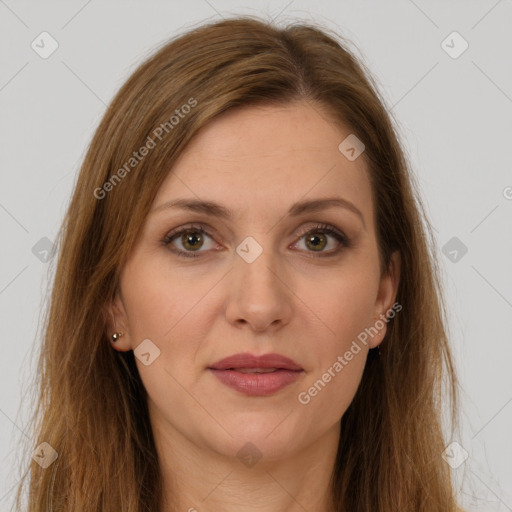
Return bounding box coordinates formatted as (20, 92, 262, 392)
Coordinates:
(183, 232, 202, 250)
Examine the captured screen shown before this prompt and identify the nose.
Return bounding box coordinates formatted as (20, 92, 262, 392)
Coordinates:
(224, 246, 293, 333)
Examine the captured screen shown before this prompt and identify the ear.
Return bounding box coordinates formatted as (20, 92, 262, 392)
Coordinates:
(104, 290, 132, 353)
(368, 250, 401, 349)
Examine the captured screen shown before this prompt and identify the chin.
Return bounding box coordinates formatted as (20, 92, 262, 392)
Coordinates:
(201, 414, 307, 463)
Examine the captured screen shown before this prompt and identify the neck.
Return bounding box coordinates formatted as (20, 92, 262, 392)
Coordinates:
(151, 411, 340, 512)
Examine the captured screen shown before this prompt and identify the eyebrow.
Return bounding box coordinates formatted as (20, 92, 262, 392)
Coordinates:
(151, 196, 366, 228)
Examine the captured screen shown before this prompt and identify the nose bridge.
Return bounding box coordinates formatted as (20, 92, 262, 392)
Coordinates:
(238, 245, 280, 293)
(226, 235, 292, 330)
(236, 238, 285, 300)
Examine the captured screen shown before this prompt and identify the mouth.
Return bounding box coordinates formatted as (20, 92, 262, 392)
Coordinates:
(208, 353, 304, 396)
(231, 368, 282, 374)
(209, 352, 303, 371)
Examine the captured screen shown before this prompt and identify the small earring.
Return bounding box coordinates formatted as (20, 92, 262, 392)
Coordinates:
(110, 311, 124, 343)
(112, 332, 123, 343)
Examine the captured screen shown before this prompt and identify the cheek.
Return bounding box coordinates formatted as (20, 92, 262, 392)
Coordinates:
(121, 254, 213, 342)
(296, 347, 366, 441)
(295, 263, 378, 414)
(306, 265, 380, 347)
(120, 257, 215, 394)
(295, 282, 375, 431)
(121, 260, 208, 428)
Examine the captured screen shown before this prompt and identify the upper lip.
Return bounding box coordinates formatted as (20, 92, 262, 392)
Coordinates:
(209, 353, 303, 371)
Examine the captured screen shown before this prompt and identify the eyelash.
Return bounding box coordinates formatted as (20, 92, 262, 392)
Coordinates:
(162, 222, 351, 259)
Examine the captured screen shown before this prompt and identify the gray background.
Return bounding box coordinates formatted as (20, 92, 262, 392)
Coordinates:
(1, 1, 511, 510)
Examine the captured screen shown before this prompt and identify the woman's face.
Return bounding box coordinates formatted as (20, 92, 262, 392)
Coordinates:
(110, 101, 399, 464)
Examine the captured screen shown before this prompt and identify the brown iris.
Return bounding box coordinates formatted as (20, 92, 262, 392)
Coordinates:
(305, 232, 327, 252)
(181, 231, 204, 251)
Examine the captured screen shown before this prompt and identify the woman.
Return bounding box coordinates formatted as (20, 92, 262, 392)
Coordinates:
(16, 16, 463, 512)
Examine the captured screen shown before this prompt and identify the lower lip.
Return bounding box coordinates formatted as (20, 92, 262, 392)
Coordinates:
(208, 369, 303, 396)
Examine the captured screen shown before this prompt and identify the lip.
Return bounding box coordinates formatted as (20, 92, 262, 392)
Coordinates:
(208, 353, 304, 396)
(209, 353, 303, 371)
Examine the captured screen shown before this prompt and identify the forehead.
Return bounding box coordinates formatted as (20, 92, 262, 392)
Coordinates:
(153, 101, 373, 224)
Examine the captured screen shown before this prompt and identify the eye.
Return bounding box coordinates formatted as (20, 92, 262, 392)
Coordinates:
(162, 222, 351, 258)
(291, 223, 351, 257)
(162, 223, 217, 258)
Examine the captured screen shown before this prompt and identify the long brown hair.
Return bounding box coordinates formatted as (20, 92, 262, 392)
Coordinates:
(15, 16, 462, 511)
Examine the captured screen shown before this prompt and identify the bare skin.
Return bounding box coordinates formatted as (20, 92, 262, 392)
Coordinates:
(109, 100, 400, 512)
